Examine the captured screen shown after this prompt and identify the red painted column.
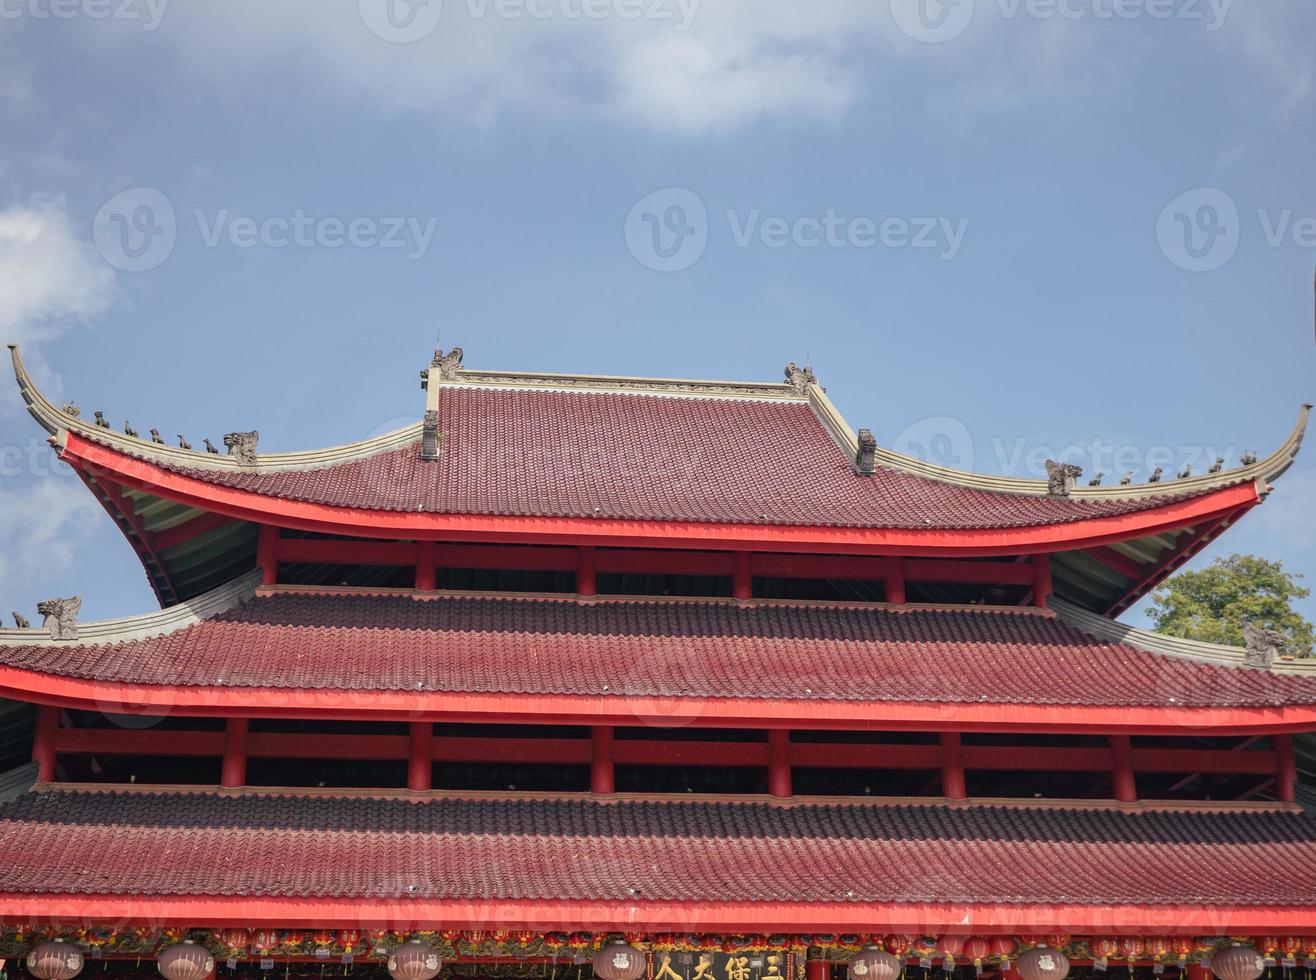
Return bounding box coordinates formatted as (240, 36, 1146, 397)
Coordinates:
(732, 552, 752, 600)
(940, 731, 967, 800)
(768, 730, 792, 798)
(591, 725, 615, 794)
(577, 547, 597, 597)
(415, 540, 436, 592)
(408, 722, 433, 791)
(221, 717, 249, 788)
(1275, 734, 1298, 804)
(885, 557, 906, 605)
(1110, 734, 1137, 802)
(1032, 553, 1053, 608)
(806, 959, 830, 980)
(1186, 965, 1210, 980)
(31, 705, 58, 783)
(256, 525, 278, 586)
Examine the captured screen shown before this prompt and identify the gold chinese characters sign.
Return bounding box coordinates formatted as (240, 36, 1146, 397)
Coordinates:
(652, 950, 803, 980)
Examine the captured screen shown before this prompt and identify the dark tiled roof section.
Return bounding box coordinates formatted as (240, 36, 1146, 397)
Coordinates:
(4, 592, 1316, 708)
(153, 388, 1203, 529)
(1, 789, 1314, 905)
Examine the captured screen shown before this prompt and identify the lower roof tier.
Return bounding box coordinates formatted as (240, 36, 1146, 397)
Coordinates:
(3, 580, 1316, 731)
(0, 786, 1314, 932)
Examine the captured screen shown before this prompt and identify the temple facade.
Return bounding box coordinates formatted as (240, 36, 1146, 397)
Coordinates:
(1, 342, 1314, 980)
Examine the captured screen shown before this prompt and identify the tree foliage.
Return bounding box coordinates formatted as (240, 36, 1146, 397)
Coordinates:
(1147, 553, 1314, 656)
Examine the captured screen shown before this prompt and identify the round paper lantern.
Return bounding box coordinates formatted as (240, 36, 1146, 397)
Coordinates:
(157, 941, 216, 980)
(1119, 938, 1146, 961)
(1211, 946, 1266, 980)
(251, 929, 280, 955)
(26, 940, 85, 980)
(884, 936, 915, 957)
(848, 946, 901, 980)
(1172, 938, 1195, 963)
(219, 929, 250, 956)
(963, 938, 991, 968)
(1146, 938, 1173, 961)
(938, 936, 964, 965)
(1016, 947, 1070, 980)
(1280, 938, 1304, 960)
(338, 931, 362, 954)
(989, 938, 1015, 961)
(1089, 939, 1119, 961)
(387, 941, 443, 980)
(1252, 938, 1280, 957)
(594, 942, 646, 980)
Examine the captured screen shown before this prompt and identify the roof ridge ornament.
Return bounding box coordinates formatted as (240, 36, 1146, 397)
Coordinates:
(432, 346, 464, 381)
(36, 597, 80, 641)
(11, 612, 30, 629)
(420, 409, 440, 461)
(854, 428, 877, 476)
(223, 431, 259, 466)
(1044, 459, 1083, 497)
(1242, 623, 1285, 670)
(784, 360, 816, 396)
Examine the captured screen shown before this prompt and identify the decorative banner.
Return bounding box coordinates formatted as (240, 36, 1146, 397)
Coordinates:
(651, 950, 797, 980)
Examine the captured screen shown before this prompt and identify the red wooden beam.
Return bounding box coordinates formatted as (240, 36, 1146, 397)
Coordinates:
(153, 511, 235, 552)
(1105, 513, 1239, 617)
(1275, 734, 1297, 804)
(1087, 546, 1146, 581)
(83, 473, 175, 606)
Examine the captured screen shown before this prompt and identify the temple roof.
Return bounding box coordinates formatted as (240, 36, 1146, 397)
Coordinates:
(0, 786, 1313, 930)
(3, 577, 1315, 728)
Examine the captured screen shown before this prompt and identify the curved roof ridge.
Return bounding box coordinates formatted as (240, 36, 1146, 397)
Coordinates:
(0, 569, 259, 647)
(9, 345, 420, 474)
(1050, 596, 1316, 675)
(807, 382, 1309, 500)
(445, 367, 805, 401)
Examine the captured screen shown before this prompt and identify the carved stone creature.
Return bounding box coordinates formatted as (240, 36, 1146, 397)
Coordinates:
(431, 346, 464, 381)
(1240, 451, 1259, 466)
(93, 411, 110, 428)
(784, 361, 817, 396)
(1209, 457, 1225, 473)
(150, 428, 165, 445)
(124, 421, 138, 438)
(61, 402, 80, 417)
(1088, 471, 1104, 487)
(1120, 472, 1133, 485)
(1045, 459, 1083, 497)
(11, 612, 30, 629)
(1149, 467, 1164, 483)
(223, 431, 259, 465)
(854, 428, 877, 476)
(420, 409, 440, 461)
(37, 597, 81, 640)
(203, 438, 220, 454)
(178, 434, 192, 450)
(1242, 623, 1286, 669)
(1178, 465, 1192, 480)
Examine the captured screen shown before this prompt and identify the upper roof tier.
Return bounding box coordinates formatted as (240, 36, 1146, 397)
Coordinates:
(12, 344, 1308, 531)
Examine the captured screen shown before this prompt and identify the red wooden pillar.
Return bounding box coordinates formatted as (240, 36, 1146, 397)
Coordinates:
(1186, 965, 1210, 980)
(885, 557, 906, 605)
(732, 552, 752, 600)
(1110, 734, 1137, 802)
(221, 718, 249, 788)
(1032, 553, 1053, 608)
(408, 722, 433, 791)
(1275, 734, 1298, 803)
(577, 547, 597, 597)
(31, 705, 58, 783)
(256, 525, 278, 586)
(806, 959, 831, 980)
(768, 730, 792, 798)
(940, 731, 967, 800)
(591, 725, 615, 794)
(415, 540, 436, 592)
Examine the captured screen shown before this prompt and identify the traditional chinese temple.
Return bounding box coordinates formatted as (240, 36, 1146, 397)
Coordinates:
(2, 342, 1315, 980)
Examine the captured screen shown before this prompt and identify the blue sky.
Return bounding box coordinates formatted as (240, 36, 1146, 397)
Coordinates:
(0, 0, 1312, 626)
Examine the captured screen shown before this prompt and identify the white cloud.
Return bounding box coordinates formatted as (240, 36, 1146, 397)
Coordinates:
(0, 478, 103, 618)
(0, 194, 117, 350)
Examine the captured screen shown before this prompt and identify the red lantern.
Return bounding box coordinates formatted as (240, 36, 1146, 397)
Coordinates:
(1279, 938, 1304, 960)
(1089, 939, 1119, 961)
(1252, 938, 1280, 957)
(593, 942, 646, 980)
(157, 941, 215, 980)
(1119, 938, 1146, 961)
(568, 932, 593, 950)
(338, 931, 362, 954)
(990, 938, 1015, 961)
(1172, 938, 1195, 963)
(491, 931, 511, 946)
(312, 931, 335, 949)
(848, 946, 902, 980)
(1016, 948, 1069, 980)
(26, 940, 85, 980)
(964, 939, 991, 968)
(1044, 935, 1070, 951)
(1146, 938, 1173, 961)
(1211, 946, 1266, 980)
(514, 931, 538, 948)
(938, 936, 965, 964)
(219, 929, 250, 956)
(251, 930, 280, 955)
(387, 942, 443, 980)
(884, 936, 914, 958)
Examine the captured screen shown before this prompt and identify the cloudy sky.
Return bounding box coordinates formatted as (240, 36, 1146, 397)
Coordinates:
(0, 0, 1313, 625)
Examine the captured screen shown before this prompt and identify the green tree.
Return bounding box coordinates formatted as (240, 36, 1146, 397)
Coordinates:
(1148, 553, 1314, 656)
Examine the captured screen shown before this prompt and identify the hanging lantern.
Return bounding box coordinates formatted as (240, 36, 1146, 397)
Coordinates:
(219, 929, 250, 957)
(989, 938, 1015, 962)
(1045, 936, 1070, 951)
(513, 931, 538, 948)
(1211, 946, 1266, 980)
(26, 940, 85, 980)
(1279, 938, 1304, 961)
(251, 930, 280, 955)
(938, 936, 965, 966)
(963, 939, 991, 970)
(884, 936, 914, 958)
(1089, 939, 1119, 962)
(1252, 938, 1280, 958)
(593, 941, 646, 980)
(387, 942, 443, 980)
(337, 931, 362, 954)
(1146, 938, 1173, 962)
(1015, 947, 1070, 980)
(1171, 938, 1195, 964)
(1118, 938, 1146, 961)
(157, 941, 216, 980)
(848, 946, 902, 980)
